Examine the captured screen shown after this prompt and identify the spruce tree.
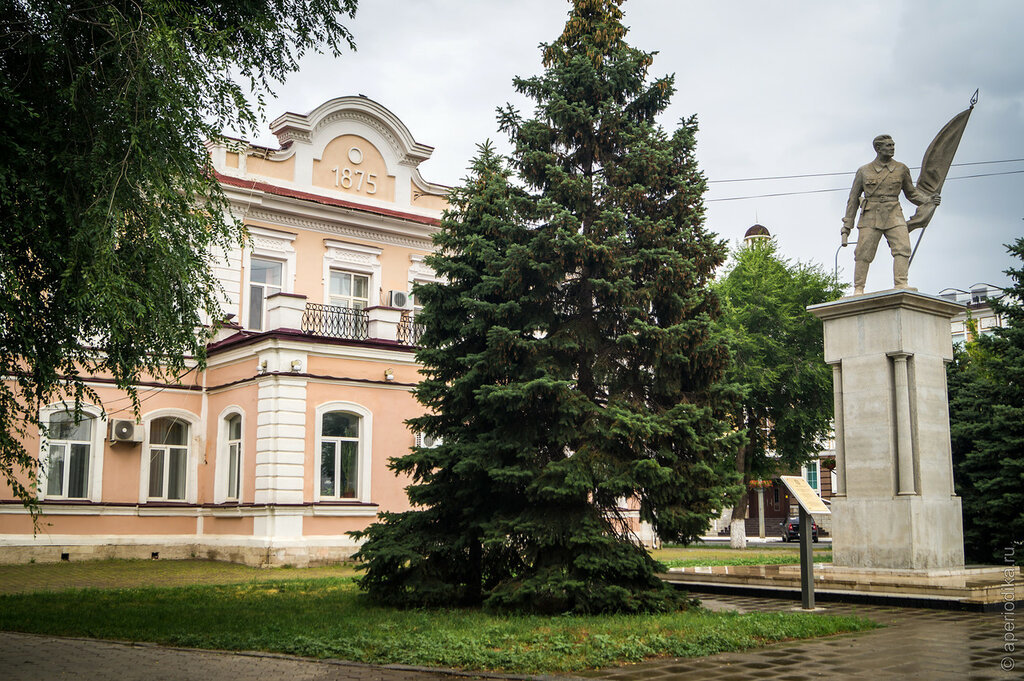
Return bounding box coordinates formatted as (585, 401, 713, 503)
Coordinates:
(352, 143, 540, 607)
(948, 238, 1024, 563)
(354, 0, 738, 614)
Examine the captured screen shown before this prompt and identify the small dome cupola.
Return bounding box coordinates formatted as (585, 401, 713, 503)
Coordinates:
(743, 223, 771, 245)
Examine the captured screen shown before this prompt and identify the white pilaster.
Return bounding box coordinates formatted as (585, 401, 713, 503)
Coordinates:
(829, 361, 846, 496)
(254, 376, 307, 505)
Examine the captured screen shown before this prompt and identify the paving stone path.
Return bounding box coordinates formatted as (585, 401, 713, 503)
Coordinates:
(0, 631, 527, 681)
(0, 592, 1015, 681)
(579, 593, 1013, 681)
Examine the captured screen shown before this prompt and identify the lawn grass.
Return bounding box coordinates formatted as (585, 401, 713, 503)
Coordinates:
(0, 558, 356, 595)
(657, 553, 832, 569)
(0, 577, 877, 673)
(650, 546, 831, 569)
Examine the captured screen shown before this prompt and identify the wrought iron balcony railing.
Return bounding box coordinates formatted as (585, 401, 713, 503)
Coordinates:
(301, 303, 369, 340)
(397, 312, 426, 346)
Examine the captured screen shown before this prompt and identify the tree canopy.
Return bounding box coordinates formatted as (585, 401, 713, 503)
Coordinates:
(713, 238, 845, 543)
(353, 0, 739, 614)
(0, 0, 358, 505)
(948, 238, 1024, 563)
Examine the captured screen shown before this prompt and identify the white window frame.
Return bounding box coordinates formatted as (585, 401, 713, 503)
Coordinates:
(242, 226, 296, 330)
(139, 408, 200, 503)
(328, 269, 371, 309)
(323, 240, 381, 308)
(801, 459, 821, 492)
(246, 256, 285, 331)
(213, 407, 245, 504)
(37, 403, 105, 502)
(408, 253, 443, 317)
(314, 401, 372, 504)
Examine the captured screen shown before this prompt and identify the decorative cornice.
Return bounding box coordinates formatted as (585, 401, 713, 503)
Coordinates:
(245, 207, 433, 250)
(326, 246, 379, 267)
(275, 128, 311, 145)
(408, 259, 436, 280)
(218, 172, 440, 224)
(251, 233, 294, 253)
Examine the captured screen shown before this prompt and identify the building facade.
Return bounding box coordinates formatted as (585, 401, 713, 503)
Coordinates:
(1, 97, 451, 566)
(938, 284, 1008, 345)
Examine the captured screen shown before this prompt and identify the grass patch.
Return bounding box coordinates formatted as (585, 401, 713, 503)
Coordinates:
(0, 559, 356, 595)
(659, 553, 832, 569)
(0, 577, 877, 673)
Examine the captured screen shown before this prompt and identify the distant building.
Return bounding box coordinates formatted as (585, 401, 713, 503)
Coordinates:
(938, 284, 1008, 344)
(743, 223, 771, 246)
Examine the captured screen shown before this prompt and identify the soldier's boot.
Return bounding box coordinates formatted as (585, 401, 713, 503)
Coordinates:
(893, 255, 910, 289)
(853, 260, 869, 296)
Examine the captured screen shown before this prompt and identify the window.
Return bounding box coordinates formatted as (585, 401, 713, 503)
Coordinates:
(320, 411, 360, 499)
(248, 257, 283, 330)
(329, 270, 370, 309)
(43, 411, 94, 499)
(225, 414, 242, 501)
(803, 462, 819, 491)
(148, 417, 190, 501)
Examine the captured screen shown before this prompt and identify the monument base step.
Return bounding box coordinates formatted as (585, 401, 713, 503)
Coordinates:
(661, 563, 1019, 611)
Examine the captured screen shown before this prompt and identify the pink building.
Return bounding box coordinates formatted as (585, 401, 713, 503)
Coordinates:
(1, 97, 451, 566)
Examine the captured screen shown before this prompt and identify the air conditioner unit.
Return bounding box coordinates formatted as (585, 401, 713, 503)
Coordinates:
(415, 433, 443, 449)
(109, 419, 144, 443)
(388, 290, 410, 309)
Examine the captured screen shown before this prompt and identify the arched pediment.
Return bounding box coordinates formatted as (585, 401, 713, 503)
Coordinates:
(213, 95, 448, 213)
(269, 96, 434, 168)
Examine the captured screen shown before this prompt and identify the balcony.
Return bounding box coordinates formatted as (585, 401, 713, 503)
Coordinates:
(396, 312, 425, 346)
(301, 303, 369, 340)
(250, 293, 423, 347)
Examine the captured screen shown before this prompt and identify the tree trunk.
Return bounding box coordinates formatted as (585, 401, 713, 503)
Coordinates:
(466, 534, 482, 605)
(729, 517, 747, 549)
(731, 415, 753, 549)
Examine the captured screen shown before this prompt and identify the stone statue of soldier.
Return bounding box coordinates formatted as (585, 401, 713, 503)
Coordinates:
(841, 134, 940, 295)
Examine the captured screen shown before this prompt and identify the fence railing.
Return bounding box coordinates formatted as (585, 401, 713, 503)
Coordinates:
(301, 303, 369, 340)
(397, 312, 426, 346)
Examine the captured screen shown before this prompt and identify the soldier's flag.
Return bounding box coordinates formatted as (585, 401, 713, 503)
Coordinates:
(907, 91, 977, 234)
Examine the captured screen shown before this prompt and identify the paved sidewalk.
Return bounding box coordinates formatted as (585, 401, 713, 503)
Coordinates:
(579, 593, 1014, 681)
(0, 631, 542, 681)
(0, 592, 1015, 680)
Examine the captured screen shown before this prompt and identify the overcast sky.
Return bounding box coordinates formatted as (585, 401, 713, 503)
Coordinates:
(247, 0, 1023, 296)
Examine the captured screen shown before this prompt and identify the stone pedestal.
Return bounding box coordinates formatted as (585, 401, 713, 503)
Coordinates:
(809, 289, 965, 570)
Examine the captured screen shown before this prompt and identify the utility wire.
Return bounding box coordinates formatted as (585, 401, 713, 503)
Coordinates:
(708, 157, 1024, 184)
(707, 168, 1024, 203)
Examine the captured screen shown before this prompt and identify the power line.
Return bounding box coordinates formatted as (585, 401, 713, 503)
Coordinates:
(707, 168, 1024, 203)
(708, 157, 1024, 184)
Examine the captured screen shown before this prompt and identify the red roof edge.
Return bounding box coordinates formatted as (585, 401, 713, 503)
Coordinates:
(215, 172, 441, 227)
